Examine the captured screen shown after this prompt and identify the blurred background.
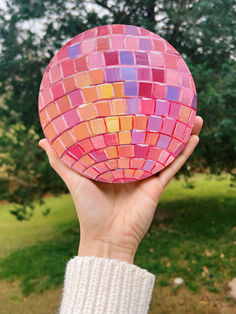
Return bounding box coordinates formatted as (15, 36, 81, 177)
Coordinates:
(0, 0, 235, 313)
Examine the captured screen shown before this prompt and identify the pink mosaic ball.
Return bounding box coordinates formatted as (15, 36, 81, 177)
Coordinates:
(38, 24, 197, 183)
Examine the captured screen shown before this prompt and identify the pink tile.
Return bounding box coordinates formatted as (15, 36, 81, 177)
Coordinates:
(151, 163, 164, 173)
(49, 64, 62, 84)
(158, 151, 170, 164)
(162, 117, 176, 135)
(67, 144, 84, 159)
(125, 36, 139, 50)
(134, 144, 149, 159)
(149, 52, 165, 67)
(182, 126, 192, 143)
(52, 116, 67, 134)
(140, 99, 155, 114)
(111, 36, 125, 49)
(91, 135, 106, 149)
(169, 102, 181, 119)
(93, 162, 109, 173)
(130, 158, 145, 169)
(174, 122, 187, 140)
(147, 147, 161, 161)
(68, 89, 84, 107)
(63, 108, 80, 128)
(88, 53, 104, 68)
(165, 155, 175, 166)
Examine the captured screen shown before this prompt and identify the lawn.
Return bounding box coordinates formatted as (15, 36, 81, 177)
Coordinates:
(0, 173, 236, 313)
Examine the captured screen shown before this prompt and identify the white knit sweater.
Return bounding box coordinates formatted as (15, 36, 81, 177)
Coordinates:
(59, 256, 156, 314)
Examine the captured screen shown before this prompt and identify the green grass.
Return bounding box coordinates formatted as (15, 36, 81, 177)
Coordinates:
(0, 173, 235, 297)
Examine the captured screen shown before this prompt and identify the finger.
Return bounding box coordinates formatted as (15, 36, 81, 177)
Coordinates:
(38, 138, 77, 180)
(192, 116, 203, 136)
(157, 134, 200, 189)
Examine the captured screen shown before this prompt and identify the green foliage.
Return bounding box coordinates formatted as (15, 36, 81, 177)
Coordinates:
(0, 0, 235, 219)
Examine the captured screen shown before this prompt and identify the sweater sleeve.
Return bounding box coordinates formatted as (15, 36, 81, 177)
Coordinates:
(58, 256, 156, 314)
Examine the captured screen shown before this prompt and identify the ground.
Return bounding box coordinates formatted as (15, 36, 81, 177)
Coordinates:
(0, 173, 236, 313)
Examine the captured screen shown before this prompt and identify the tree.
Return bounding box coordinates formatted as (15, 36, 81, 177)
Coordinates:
(0, 0, 235, 219)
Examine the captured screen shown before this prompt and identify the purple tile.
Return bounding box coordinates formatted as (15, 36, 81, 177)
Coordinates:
(155, 100, 170, 116)
(143, 160, 155, 171)
(191, 94, 197, 109)
(125, 82, 138, 96)
(147, 115, 162, 131)
(126, 98, 139, 114)
(63, 109, 80, 128)
(156, 134, 171, 149)
(119, 51, 134, 65)
(122, 67, 137, 80)
(139, 38, 153, 50)
(132, 131, 146, 144)
(126, 25, 139, 35)
(68, 43, 81, 59)
(166, 85, 180, 101)
(174, 142, 185, 157)
(105, 68, 121, 82)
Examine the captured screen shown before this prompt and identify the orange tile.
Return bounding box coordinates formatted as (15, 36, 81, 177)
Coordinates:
(45, 102, 60, 119)
(77, 103, 97, 121)
(78, 138, 94, 153)
(104, 146, 118, 159)
(40, 109, 49, 127)
(82, 86, 98, 103)
(145, 132, 159, 146)
(133, 169, 144, 179)
(72, 122, 91, 140)
(124, 169, 135, 177)
(106, 159, 118, 169)
(89, 69, 104, 85)
(75, 71, 92, 88)
(89, 118, 106, 135)
(73, 161, 86, 173)
(98, 171, 113, 182)
(178, 105, 192, 123)
(51, 138, 65, 157)
(120, 116, 132, 131)
(133, 115, 148, 130)
(118, 145, 134, 158)
(44, 123, 57, 141)
(83, 167, 99, 179)
(59, 130, 75, 147)
(79, 154, 95, 167)
(63, 76, 76, 93)
(117, 158, 130, 168)
(56, 96, 71, 114)
(113, 82, 125, 98)
(112, 99, 126, 115)
(95, 100, 111, 116)
(118, 131, 131, 144)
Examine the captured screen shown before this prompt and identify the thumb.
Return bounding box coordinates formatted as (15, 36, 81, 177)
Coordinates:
(38, 138, 72, 179)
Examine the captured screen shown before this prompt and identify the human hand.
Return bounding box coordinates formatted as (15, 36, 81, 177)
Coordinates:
(39, 116, 203, 264)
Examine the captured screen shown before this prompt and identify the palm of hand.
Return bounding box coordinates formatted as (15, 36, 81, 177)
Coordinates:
(39, 116, 203, 262)
(68, 174, 164, 255)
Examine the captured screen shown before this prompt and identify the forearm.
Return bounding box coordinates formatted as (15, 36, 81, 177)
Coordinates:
(59, 255, 156, 314)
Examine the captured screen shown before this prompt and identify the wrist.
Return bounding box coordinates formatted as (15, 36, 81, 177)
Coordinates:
(78, 238, 135, 264)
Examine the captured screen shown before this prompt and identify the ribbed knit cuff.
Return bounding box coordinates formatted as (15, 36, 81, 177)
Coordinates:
(59, 256, 156, 314)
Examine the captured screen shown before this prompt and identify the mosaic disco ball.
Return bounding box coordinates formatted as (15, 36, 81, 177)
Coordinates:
(38, 24, 197, 183)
